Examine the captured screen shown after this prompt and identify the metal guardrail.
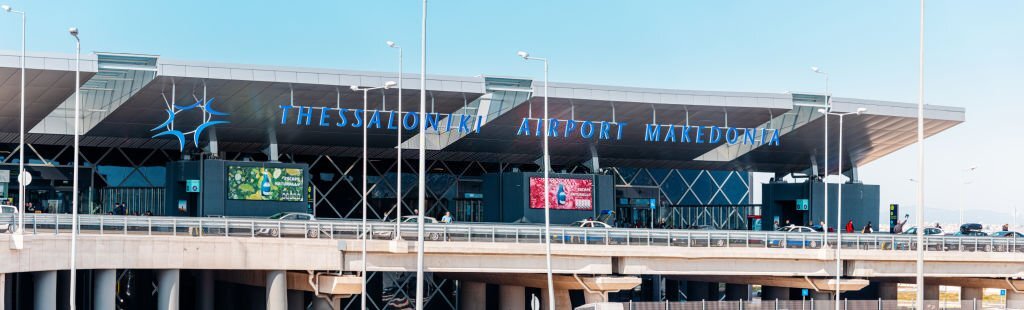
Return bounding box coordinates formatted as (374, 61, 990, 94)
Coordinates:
(589, 299, 1005, 310)
(1, 214, 1021, 253)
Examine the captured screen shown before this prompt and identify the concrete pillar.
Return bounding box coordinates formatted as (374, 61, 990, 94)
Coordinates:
(762, 286, 791, 301)
(157, 269, 180, 310)
(311, 297, 335, 310)
(923, 284, 940, 301)
(460, 281, 486, 310)
(287, 290, 304, 310)
(0, 273, 5, 310)
(34, 271, 57, 310)
(686, 281, 710, 301)
(266, 270, 287, 310)
(93, 269, 116, 310)
(960, 287, 983, 302)
(878, 282, 898, 300)
(197, 270, 214, 310)
(540, 289, 571, 310)
(1007, 291, 1024, 309)
(498, 285, 525, 310)
(810, 291, 832, 310)
(724, 283, 751, 301)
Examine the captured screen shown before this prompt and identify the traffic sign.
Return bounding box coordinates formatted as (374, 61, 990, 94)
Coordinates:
(19, 171, 31, 185)
(649, 198, 656, 210)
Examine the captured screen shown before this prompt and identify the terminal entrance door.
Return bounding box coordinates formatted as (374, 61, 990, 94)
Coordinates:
(453, 197, 482, 222)
(614, 186, 660, 228)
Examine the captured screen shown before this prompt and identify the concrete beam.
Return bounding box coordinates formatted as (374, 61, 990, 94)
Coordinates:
(669, 276, 868, 292)
(619, 257, 835, 277)
(437, 273, 640, 294)
(215, 270, 360, 296)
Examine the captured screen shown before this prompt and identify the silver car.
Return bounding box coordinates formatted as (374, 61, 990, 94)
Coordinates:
(256, 212, 326, 238)
(0, 205, 17, 233)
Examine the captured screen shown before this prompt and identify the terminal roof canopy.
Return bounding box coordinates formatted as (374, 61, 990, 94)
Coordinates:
(0, 51, 964, 174)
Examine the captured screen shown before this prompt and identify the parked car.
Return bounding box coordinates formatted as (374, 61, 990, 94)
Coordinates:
(372, 216, 441, 241)
(901, 226, 944, 235)
(767, 225, 820, 248)
(0, 205, 17, 233)
(255, 212, 326, 238)
(991, 231, 1024, 238)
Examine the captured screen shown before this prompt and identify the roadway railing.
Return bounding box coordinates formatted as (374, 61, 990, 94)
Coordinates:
(1, 214, 1021, 253)
(586, 299, 1001, 310)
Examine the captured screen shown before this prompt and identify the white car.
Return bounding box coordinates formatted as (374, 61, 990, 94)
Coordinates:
(776, 225, 817, 233)
(569, 220, 612, 228)
(0, 205, 17, 233)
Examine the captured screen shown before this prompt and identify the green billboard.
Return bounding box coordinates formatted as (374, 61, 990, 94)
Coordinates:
(227, 166, 305, 202)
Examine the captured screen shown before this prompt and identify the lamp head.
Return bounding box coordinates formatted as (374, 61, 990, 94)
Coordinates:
(2, 5, 11, 12)
(69, 27, 79, 38)
(349, 85, 360, 92)
(386, 41, 396, 48)
(516, 51, 529, 59)
(384, 81, 397, 89)
(855, 107, 867, 114)
(811, 66, 820, 73)
(968, 165, 978, 171)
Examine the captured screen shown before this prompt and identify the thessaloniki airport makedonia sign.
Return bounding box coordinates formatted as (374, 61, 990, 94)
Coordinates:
(278, 104, 783, 146)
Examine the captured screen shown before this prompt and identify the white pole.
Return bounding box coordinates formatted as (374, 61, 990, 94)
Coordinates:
(915, 0, 926, 308)
(70, 28, 81, 310)
(395, 45, 403, 239)
(835, 113, 843, 310)
(8, 7, 27, 236)
(416, 0, 428, 309)
(542, 57, 555, 310)
(360, 88, 368, 310)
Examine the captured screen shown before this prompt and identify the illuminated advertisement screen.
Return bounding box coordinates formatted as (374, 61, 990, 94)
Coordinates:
(528, 177, 593, 210)
(227, 166, 305, 202)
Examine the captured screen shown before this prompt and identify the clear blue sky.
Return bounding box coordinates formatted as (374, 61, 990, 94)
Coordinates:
(1, 0, 1021, 225)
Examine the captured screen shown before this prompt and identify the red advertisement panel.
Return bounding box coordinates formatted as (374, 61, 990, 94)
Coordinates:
(528, 177, 593, 210)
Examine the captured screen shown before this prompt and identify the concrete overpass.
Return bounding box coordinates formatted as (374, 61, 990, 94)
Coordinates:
(2, 214, 1023, 309)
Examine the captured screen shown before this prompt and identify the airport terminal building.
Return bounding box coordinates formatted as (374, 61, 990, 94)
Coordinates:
(0, 51, 965, 308)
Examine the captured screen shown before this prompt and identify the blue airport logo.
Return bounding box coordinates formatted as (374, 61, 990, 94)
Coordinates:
(151, 98, 230, 151)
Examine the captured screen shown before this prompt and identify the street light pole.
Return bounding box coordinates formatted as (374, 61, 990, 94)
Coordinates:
(387, 41, 403, 239)
(69, 26, 81, 310)
(818, 108, 867, 310)
(352, 81, 397, 310)
(516, 50, 555, 310)
(812, 67, 830, 236)
(2, 4, 26, 239)
(416, 1, 428, 309)
(915, 0, 926, 308)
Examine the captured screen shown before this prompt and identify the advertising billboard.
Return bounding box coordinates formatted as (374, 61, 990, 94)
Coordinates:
(227, 166, 305, 202)
(528, 177, 593, 210)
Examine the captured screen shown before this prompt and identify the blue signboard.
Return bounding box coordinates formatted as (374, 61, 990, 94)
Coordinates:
(649, 199, 657, 210)
(796, 199, 809, 211)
